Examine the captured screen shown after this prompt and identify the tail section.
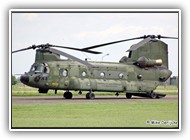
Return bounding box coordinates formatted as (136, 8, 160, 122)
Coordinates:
(127, 39, 168, 68)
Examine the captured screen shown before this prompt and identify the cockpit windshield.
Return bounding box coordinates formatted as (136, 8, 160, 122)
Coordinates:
(30, 63, 45, 73)
(29, 63, 50, 73)
(35, 64, 44, 73)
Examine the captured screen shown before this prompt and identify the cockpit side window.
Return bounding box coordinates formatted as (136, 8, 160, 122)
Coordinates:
(30, 65, 37, 72)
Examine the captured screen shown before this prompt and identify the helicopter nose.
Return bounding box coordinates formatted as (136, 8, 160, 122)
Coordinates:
(20, 75, 29, 83)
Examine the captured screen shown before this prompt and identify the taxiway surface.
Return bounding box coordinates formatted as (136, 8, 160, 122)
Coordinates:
(12, 95, 178, 104)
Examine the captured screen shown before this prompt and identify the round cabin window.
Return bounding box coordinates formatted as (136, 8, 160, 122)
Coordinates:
(82, 71, 87, 77)
(100, 72, 105, 77)
(62, 69, 68, 77)
(119, 73, 124, 79)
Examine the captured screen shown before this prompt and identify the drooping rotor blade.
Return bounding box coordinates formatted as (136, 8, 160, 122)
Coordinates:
(48, 44, 102, 54)
(81, 36, 146, 51)
(49, 48, 95, 68)
(13, 43, 102, 54)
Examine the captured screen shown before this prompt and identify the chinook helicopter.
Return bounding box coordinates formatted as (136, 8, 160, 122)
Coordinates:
(12, 35, 178, 99)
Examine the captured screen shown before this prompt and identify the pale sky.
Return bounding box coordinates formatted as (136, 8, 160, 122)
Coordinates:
(11, 10, 179, 76)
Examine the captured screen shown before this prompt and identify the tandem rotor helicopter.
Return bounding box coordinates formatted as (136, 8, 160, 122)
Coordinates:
(12, 35, 178, 99)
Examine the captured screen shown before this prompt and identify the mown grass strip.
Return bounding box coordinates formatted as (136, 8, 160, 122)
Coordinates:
(12, 102, 178, 128)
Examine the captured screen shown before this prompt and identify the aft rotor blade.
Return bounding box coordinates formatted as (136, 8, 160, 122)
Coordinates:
(81, 36, 145, 50)
(157, 35, 178, 39)
(49, 48, 95, 68)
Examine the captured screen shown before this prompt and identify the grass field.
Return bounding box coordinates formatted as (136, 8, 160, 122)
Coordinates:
(11, 84, 179, 128)
(12, 102, 178, 128)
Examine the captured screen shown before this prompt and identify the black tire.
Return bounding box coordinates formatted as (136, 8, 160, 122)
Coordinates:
(126, 93, 132, 99)
(86, 93, 90, 99)
(149, 92, 157, 99)
(86, 92, 95, 99)
(64, 92, 73, 99)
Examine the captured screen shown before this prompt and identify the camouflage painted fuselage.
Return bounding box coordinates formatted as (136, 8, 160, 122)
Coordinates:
(23, 60, 171, 94)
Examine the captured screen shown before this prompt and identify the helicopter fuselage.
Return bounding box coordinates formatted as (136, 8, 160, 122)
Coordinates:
(20, 59, 172, 97)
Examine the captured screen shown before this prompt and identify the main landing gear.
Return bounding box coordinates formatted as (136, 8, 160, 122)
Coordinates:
(126, 93, 132, 99)
(86, 91, 95, 100)
(63, 91, 95, 99)
(63, 91, 73, 99)
(125, 92, 166, 99)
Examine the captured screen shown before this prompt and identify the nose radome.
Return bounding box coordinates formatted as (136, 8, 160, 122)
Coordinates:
(20, 75, 29, 83)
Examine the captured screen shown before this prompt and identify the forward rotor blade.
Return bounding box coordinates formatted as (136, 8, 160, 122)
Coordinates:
(49, 48, 95, 68)
(12, 46, 36, 53)
(12, 43, 102, 54)
(12, 48, 30, 53)
(49, 44, 102, 54)
(81, 36, 145, 50)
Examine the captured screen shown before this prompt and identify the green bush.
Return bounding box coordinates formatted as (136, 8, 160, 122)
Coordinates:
(12, 75, 17, 85)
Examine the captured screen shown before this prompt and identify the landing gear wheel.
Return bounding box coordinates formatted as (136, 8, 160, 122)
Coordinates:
(149, 92, 157, 99)
(86, 92, 95, 99)
(126, 93, 132, 99)
(63, 92, 73, 99)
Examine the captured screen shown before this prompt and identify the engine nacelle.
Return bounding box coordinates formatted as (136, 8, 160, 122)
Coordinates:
(136, 56, 162, 68)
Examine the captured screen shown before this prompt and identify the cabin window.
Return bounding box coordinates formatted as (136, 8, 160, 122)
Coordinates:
(82, 71, 87, 77)
(137, 74, 142, 80)
(60, 69, 68, 77)
(100, 72, 105, 77)
(119, 73, 124, 79)
(63, 69, 68, 77)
